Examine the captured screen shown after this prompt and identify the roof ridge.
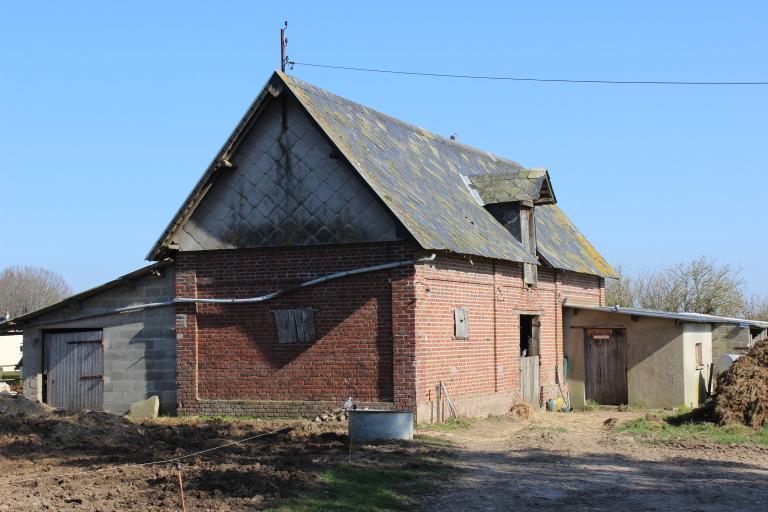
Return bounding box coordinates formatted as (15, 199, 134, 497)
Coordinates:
(280, 72, 525, 171)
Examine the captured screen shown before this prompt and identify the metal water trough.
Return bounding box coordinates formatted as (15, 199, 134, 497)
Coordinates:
(348, 410, 413, 442)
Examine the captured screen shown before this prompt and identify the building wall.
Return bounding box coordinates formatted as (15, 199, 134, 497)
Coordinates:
(412, 253, 603, 420)
(565, 309, 686, 409)
(682, 323, 713, 408)
(0, 335, 22, 369)
(173, 242, 605, 420)
(175, 241, 418, 417)
(21, 268, 176, 414)
(712, 324, 752, 362)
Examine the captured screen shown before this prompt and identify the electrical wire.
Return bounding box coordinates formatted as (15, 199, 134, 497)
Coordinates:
(1, 426, 294, 486)
(290, 61, 768, 86)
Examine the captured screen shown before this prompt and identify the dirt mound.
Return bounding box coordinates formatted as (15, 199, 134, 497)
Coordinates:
(714, 339, 768, 428)
(0, 394, 54, 418)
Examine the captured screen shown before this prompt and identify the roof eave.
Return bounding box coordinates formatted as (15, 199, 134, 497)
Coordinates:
(0, 260, 174, 331)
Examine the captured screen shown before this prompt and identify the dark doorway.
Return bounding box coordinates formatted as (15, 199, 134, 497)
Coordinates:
(584, 328, 628, 405)
(520, 315, 540, 357)
(520, 315, 541, 407)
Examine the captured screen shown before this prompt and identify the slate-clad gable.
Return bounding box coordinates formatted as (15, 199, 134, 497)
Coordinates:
(149, 72, 615, 278)
(174, 96, 402, 251)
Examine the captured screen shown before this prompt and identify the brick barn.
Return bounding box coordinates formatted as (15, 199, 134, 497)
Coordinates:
(6, 72, 615, 420)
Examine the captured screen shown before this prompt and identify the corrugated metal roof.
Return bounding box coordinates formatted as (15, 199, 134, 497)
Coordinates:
(149, 72, 615, 276)
(566, 302, 768, 329)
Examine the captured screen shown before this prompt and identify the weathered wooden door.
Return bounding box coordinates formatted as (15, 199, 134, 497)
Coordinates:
(584, 328, 628, 405)
(45, 330, 103, 411)
(520, 356, 540, 407)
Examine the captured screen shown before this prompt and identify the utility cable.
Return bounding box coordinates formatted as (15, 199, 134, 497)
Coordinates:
(290, 61, 768, 86)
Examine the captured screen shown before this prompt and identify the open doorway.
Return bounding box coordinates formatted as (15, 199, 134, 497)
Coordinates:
(520, 315, 540, 357)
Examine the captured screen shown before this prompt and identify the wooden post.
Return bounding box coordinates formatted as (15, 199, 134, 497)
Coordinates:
(176, 463, 187, 512)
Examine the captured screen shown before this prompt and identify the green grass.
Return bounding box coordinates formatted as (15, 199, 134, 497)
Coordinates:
(270, 465, 436, 511)
(0, 370, 21, 386)
(417, 417, 474, 431)
(617, 416, 768, 445)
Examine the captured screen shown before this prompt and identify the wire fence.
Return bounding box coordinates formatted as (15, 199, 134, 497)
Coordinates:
(0, 425, 294, 487)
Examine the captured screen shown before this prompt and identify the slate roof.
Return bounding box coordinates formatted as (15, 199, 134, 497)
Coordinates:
(149, 72, 616, 277)
(466, 169, 555, 205)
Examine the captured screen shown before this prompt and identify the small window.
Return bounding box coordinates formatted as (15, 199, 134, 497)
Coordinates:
(695, 342, 703, 367)
(454, 308, 469, 339)
(273, 308, 316, 344)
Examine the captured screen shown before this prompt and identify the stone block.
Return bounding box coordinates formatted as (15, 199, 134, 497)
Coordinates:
(127, 395, 160, 419)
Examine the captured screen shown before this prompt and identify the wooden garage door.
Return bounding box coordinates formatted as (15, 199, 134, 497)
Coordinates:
(584, 328, 628, 405)
(45, 330, 103, 411)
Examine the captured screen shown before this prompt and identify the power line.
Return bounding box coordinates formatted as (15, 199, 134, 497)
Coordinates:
(290, 61, 768, 86)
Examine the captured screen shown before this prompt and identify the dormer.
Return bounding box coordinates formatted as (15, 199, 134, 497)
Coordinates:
(465, 169, 556, 287)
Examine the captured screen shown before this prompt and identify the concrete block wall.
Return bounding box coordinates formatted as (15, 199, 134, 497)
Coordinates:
(22, 267, 176, 414)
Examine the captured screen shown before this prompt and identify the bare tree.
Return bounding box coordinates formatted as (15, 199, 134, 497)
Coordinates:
(0, 266, 72, 319)
(742, 295, 768, 322)
(607, 257, 746, 317)
(605, 264, 634, 307)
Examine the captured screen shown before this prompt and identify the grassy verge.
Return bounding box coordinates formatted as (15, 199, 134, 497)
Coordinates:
(618, 413, 768, 445)
(417, 417, 474, 432)
(270, 464, 438, 511)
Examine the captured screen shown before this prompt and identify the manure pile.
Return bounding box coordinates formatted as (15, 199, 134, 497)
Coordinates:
(714, 339, 768, 428)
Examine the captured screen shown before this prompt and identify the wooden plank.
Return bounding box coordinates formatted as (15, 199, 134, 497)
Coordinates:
(520, 356, 540, 407)
(584, 328, 627, 405)
(45, 330, 103, 411)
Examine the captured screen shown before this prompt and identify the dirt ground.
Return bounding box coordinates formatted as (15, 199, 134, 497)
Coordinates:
(0, 397, 443, 511)
(420, 409, 768, 512)
(2, 398, 768, 511)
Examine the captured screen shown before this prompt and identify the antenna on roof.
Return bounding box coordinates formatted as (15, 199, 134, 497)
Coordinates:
(280, 21, 291, 72)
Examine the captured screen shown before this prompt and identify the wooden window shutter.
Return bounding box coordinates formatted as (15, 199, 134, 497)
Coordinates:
(273, 308, 316, 343)
(521, 207, 538, 287)
(454, 308, 469, 339)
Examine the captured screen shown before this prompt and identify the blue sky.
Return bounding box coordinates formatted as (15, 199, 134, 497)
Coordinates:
(1, 2, 766, 295)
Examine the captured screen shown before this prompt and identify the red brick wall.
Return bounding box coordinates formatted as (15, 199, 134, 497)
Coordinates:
(174, 242, 604, 419)
(412, 254, 603, 419)
(175, 242, 418, 415)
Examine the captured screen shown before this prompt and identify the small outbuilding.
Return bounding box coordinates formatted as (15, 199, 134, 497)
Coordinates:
(564, 303, 768, 409)
(1, 262, 176, 414)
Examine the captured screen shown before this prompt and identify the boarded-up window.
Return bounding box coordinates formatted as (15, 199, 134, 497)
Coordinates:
(273, 308, 316, 344)
(695, 342, 703, 367)
(454, 308, 469, 339)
